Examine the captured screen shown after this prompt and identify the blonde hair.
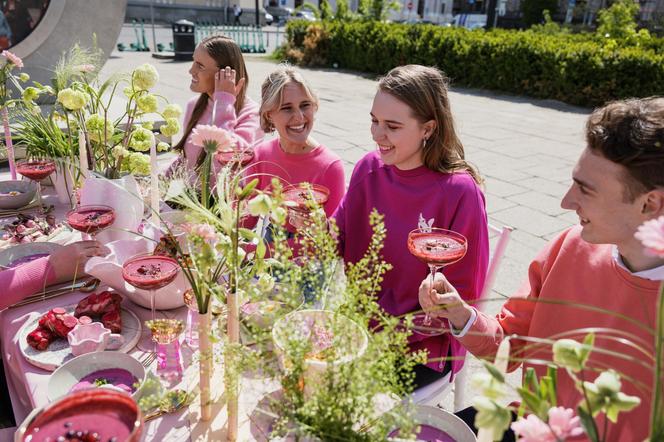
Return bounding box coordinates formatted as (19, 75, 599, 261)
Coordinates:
(378, 65, 482, 184)
(259, 65, 319, 132)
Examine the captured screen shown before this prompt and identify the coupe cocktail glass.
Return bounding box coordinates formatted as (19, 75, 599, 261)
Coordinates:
(122, 254, 180, 322)
(66, 204, 116, 240)
(16, 158, 56, 210)
(407, 227, 467, 337)
(283, 183, 330, 229)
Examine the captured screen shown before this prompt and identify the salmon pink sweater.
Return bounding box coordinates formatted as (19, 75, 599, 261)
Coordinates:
(461, 226, 660, 441)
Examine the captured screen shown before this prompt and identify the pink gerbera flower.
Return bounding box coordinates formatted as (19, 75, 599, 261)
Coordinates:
(2, 50, 23, 68)
(190, 124, 234, 153)
(635, 215, 664, 258)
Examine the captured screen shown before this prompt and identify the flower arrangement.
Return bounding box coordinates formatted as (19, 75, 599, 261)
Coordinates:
(471, 333, 642, 442)
(14, 45, 181, 179)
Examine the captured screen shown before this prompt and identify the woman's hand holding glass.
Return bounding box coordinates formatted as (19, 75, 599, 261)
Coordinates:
(418, 271, 474, 331)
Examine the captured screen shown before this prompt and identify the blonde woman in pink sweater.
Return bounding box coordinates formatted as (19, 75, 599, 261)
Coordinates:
(172, 35, 262, 183)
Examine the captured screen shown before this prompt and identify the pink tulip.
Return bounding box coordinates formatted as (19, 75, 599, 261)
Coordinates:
(635, 216, 664, 258)
(1, 50, 23, 68)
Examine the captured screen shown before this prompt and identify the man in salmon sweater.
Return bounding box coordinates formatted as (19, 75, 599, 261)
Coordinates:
(418, 97, 664, 441)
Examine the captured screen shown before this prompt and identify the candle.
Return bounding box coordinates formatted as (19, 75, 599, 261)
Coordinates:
(78, 130, 88, 179)
(3, 107, 16, 180)
(150, 135, 159, 227)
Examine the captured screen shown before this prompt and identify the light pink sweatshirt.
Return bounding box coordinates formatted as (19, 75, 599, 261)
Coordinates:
(0, 257, 56, 310)
(175, 91, 263, 184)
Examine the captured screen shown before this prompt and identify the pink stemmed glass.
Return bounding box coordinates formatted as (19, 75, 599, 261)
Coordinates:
(407, 227, 468, 337)
(122, 253, 180, 322)
(16, 158, 56, 210)
(66, 204, 116, 240)
(282, 183, 330, 230)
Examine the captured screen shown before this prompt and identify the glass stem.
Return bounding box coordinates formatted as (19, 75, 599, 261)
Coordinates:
(36, 180, 42, 212)
(425, 264, 440, 325)
(150, 288, 156, 322)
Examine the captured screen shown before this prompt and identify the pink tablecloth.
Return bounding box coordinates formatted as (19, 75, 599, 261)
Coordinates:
(0, 290, 194, 441)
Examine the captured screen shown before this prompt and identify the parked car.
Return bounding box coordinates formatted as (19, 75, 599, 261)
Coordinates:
(265, 5, 294, 24)
(290, 10, 317, 21)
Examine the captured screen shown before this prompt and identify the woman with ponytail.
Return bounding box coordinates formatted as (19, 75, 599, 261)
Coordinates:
(171, 35, 262, 183)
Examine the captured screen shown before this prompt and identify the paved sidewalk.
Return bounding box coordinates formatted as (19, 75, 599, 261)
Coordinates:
(103, 51, 590, 408)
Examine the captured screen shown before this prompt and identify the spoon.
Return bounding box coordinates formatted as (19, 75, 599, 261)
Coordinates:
(144, 389, 190, 422)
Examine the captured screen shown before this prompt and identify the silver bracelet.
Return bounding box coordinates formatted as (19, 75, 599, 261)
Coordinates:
(450, 307, 478, 338)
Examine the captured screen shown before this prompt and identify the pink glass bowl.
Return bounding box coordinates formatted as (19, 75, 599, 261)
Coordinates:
(16, 389, 143, 442)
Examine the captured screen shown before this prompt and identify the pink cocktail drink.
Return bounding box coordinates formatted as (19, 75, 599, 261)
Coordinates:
(122, 254, 180, 322)
(407, 228, 468, 337)
(67, 205, 116, 237)
(407, 232, 467, 267)
(18, 389, 143, 442)
(215, 149, 255, 167)
(283, 183, 329, 212)
(16, 159, 56, 181)
(16, 159, 56, 211)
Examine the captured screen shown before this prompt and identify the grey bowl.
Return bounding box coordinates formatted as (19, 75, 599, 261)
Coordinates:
(0, 180, 37, 209)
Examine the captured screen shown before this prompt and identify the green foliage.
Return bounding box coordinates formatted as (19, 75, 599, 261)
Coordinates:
(596, 0, 652, 45)
(320, 0, 334, 20)
(335, 0, 352, 21)
(298, 1, 322, 19)
(531, 10, 570, 35)
(522, 0, 558, 27)
(280, 20, 664, 107)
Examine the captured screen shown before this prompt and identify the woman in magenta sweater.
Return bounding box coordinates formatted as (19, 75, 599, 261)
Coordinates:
(171, 35, 262, 184)
(246, 66, 345, 218)
(333, 65, 490, 388)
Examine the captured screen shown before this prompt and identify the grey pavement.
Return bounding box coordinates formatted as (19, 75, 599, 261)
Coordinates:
(103, 50, 590, 409)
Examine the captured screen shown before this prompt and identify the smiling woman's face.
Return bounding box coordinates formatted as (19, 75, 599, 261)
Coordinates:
(370, 90, 433, 170)
(188, 45, 218, 96)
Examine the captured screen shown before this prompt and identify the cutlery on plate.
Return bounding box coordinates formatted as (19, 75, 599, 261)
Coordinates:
(9, 278, 100, 308)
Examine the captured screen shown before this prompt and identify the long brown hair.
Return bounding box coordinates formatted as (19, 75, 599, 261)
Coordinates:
(378, 65, 482, 184)
(174, 35, 249, 164)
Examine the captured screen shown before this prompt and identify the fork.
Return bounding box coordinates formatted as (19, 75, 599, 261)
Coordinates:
(140, 351, 157, 368)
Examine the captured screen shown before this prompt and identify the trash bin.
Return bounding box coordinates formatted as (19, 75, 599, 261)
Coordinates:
(172, 19, 195, 61)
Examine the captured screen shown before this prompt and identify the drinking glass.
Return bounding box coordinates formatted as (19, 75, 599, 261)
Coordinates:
(66, 204, 115, 240)
(407, 227, 468, 337)
(16, 158, 56, 211)
(122, 253, 180, 322)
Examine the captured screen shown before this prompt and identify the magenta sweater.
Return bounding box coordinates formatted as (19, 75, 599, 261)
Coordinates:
(246, 138, 346, 217)
(0, 257, 56, 310)
(333, 151, 489, 374)
(177, 91, 263, 182)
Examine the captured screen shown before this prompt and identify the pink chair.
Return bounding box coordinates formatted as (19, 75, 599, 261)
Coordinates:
(411, 223, 513, 409)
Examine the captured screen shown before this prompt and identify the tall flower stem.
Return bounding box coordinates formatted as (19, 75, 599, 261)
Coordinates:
(200, 153, 212, 210)
(198, 306, 212, 421)
(650, 282, 664, 440)
(226, 198, 241, 441)
(2, 107, 15, 180)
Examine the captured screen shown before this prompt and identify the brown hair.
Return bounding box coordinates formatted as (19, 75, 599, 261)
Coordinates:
(586, 97, 664, 201)
(259, 65, 319, 133)
(174, 35, 248, 165)
(377, 65, 482, 184)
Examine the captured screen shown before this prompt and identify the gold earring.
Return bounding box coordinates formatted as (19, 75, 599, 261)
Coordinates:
(422, 138, 428, 148)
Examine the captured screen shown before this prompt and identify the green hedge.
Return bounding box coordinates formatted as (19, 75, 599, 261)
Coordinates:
(283, 20, 664, 107)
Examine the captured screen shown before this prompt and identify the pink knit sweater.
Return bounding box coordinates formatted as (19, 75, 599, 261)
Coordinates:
(0, 257, 56, 310)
